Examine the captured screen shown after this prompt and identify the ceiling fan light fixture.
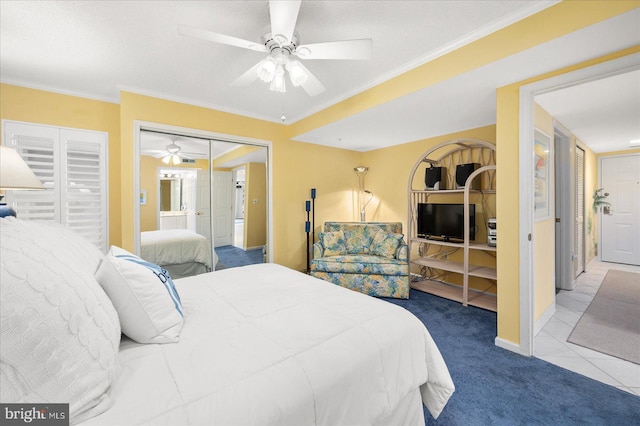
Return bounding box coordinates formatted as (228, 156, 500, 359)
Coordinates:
(286, 60, 307, 87)
(171, 154, 181, 165)
(257, 56, 277, 82)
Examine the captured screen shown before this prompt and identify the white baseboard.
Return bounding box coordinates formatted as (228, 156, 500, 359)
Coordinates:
(246, 245, 264, 251)
(534, 302, 556, 336)
(495, 337, 527, 356)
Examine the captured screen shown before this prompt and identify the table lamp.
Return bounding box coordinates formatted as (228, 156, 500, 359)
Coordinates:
(0, 145, 45, 217)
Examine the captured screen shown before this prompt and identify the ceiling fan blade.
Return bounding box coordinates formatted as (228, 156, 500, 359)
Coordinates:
(295, 62, 326, 96)
(230, 61, 262, 87)
(178, 24, 267, 52)
(296, 39, 372, 60)
(269, 0, 301, 45)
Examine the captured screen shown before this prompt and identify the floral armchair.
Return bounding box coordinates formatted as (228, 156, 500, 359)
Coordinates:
(310, 222, 409, 299)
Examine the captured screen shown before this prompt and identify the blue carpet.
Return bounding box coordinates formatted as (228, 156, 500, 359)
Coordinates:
(386, 290, 640, 425)
(215, 245, 263, 270)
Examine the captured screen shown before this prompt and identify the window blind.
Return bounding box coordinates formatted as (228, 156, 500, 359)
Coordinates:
(3, 121, 108, 252)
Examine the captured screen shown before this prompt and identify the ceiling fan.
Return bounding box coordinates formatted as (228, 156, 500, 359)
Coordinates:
(178, 0, 372, 96)
(145, 140, 196, 165)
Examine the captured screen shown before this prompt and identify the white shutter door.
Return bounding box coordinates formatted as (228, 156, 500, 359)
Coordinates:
(575, 147, 585, 277)
(3, 122, 60, 221)
(62, 129, 108, 252)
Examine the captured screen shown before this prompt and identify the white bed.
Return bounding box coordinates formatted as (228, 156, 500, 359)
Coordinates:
(140, 229, 215, 278)
(1, 218, 454, 425)
(82, 263, 455, 425)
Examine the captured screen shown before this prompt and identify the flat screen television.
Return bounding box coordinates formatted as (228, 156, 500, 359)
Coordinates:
(417, 203, 475, 241)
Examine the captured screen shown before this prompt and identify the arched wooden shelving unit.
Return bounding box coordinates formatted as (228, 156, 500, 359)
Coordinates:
(407, 138, 497, 311)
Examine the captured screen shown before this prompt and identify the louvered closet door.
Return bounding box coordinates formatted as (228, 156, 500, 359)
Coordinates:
(3, 121, 108, 252)
(62, 129, 108, 252)
(4, 122, 60, 222)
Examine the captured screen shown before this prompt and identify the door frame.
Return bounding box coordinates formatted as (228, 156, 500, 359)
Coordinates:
(516, 52, 639, 356)
(133, 120, 273, 263)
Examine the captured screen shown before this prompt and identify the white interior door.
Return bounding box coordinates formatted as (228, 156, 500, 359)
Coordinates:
(601, 155, 640, 265)
(212, 171, 232, 247)
(195, 169, 211, 240)
(574, 146, 585, 277)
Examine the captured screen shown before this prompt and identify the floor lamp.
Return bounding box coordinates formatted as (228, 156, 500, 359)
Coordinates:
(0, 146, 45, 217)
(354, 166, 372, 222)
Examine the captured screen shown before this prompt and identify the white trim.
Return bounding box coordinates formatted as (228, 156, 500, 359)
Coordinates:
(133, 120, 274, 264)
(494, 337, 524, 355)
(518, 85, 535, 357)
(1, 78, 120, 105)
(534, 302, 556, 336)
(517, 52, 640, 357)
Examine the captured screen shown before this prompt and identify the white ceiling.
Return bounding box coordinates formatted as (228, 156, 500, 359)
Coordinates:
(1, 1, 639, 153)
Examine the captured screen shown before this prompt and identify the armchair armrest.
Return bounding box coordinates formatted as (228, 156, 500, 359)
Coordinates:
(312, 241, 324, 259)
(396, 243, 408, 262)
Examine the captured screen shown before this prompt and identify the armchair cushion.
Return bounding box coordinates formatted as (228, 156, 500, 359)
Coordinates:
(369, 229, 404, 259)
(318, 230, 347, 257)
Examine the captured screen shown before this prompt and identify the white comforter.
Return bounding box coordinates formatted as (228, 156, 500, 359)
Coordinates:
(140, 230, 213, 270)
(82, 264, 454, 425)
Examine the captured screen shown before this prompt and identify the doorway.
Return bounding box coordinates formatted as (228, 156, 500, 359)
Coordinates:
(517, 53, 640, 357)
(233, 166, 246, 248)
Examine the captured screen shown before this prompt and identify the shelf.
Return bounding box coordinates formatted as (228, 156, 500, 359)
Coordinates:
(468, 265, 497, 280)
(411, 257, 464, 274)
(411, 257, 496, 280)
(411, 279, 497, 312)
(410, 238, 497, 252)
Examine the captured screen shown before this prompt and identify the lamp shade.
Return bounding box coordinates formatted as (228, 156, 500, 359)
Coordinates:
(0, 146, 45, 190)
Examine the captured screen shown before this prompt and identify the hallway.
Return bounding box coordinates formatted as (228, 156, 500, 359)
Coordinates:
(534, 260, 640, 396)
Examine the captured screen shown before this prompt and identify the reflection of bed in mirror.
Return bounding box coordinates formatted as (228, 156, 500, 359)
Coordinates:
(140, 229, 216, 279)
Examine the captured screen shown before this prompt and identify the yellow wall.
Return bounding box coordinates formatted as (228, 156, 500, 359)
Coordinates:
(139, 156, 209, 231)
(0, 84, 122, 246)
(244, 162, 267, 249)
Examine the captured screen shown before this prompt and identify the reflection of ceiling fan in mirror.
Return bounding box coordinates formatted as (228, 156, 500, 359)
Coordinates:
(145, 140, 200, 165)
(177, 0, 372, 96)
(161, 141, 191, 165)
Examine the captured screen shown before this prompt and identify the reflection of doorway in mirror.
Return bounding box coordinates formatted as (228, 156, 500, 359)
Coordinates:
(233, 167, 246, 248)
(159, 168, 197, 232)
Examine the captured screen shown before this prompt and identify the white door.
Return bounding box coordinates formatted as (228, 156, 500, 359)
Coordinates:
(574, 146, 585, 277)
(601, 155, 640, 265)
(212, 171, 232, 247)
(195, 169, 211, 240)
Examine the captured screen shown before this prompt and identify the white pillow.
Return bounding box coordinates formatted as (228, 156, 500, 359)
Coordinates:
(0, 218, 121, 424)
(95, 246, 184, 344)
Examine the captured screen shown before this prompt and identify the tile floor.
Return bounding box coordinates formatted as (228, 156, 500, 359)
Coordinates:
(534, 260, 640, 396)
